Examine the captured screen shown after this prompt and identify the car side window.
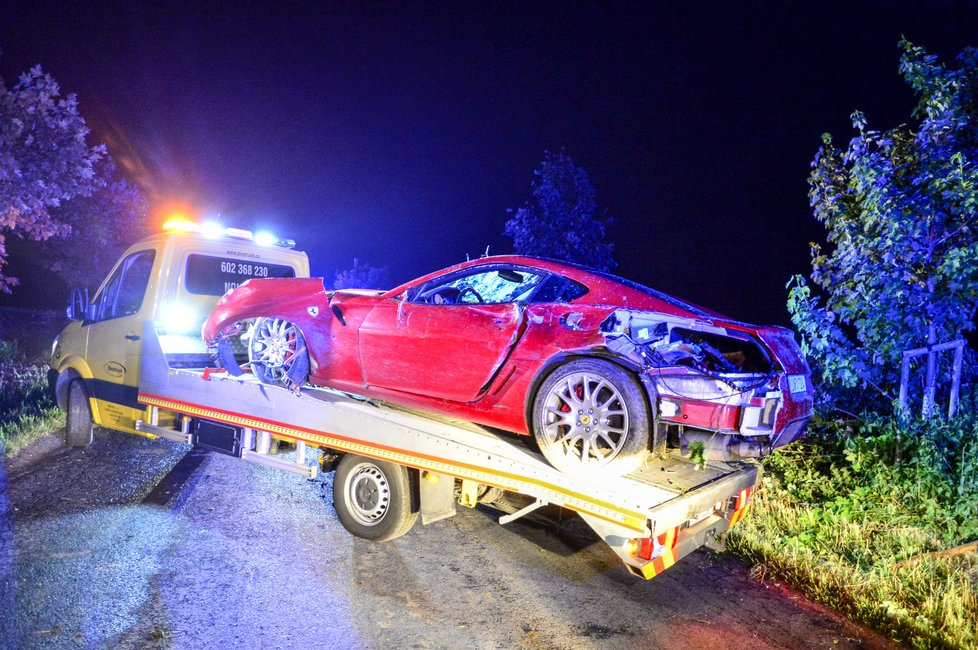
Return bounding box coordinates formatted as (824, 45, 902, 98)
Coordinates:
(415, 267, 544, 305)
(90, 250, 156, 322)
(528, 274, 589, 303)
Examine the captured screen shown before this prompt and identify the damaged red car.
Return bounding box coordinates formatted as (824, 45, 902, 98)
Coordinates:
(202, 256, 813, 475)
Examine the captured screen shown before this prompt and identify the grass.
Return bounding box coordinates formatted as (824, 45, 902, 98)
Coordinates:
(727, 416, 978, 649)
(0, 338, 64, 457)
(0, 408, 64, 457)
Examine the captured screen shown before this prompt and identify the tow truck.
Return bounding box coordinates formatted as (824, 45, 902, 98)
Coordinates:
(49, 220, 759, 579)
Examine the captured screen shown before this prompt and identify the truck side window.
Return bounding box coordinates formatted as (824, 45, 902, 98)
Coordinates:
(91, 250, 156, 322)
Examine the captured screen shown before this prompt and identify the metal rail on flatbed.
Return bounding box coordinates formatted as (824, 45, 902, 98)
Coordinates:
(135, 321, 758, 578)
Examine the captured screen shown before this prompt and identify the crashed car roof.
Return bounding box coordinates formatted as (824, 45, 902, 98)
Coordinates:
(381, 255, 728, 321)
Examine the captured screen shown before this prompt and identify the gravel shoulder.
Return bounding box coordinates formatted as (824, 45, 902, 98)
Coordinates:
(0, 429, 900, 649)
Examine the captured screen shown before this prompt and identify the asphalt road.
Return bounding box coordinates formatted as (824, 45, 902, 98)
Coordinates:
(0, 429, 898, 650)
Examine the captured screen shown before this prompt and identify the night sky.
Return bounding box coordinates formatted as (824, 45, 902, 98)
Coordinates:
(1, 2, 977, 325)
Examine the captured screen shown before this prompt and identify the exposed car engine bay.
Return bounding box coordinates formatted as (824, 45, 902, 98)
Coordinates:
(601, 309, 788, 461)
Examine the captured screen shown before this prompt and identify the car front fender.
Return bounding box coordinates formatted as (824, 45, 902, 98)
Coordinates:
(202, 277, 327, 342)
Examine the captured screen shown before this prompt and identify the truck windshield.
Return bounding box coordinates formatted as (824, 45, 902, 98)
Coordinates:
(185, 255, 296, 296)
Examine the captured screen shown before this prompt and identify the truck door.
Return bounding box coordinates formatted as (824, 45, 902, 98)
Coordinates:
(84, 249, 157, 433)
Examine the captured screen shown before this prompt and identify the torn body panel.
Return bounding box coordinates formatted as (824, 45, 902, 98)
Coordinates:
(600, 309, 812, 460)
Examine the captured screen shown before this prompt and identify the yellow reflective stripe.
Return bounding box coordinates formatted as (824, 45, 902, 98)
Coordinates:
(729, 509, 741, 527)
(639, 548, 679, 579)
(639, 561, 659, 579)
(139, 393, 650, 532)
(728, 499, 752, 529)
(660, 549, 677, 569)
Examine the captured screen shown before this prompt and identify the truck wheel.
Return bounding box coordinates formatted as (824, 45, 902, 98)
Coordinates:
(66, 379, 94, 447)
(532, 358, 649, 477)
(249, 318, 309, 387)
(333, 454, 418, 542)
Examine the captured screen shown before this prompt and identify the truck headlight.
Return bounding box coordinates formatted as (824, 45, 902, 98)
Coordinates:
(160, 303, 199, 334)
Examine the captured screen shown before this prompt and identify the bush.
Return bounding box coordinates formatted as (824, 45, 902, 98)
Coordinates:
(0, 337, 61, 454)
(729, 413, 978, 648)
(768, 415, 978, 546)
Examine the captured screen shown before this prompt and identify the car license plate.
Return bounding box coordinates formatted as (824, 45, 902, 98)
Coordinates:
(788, 374, 808, 394)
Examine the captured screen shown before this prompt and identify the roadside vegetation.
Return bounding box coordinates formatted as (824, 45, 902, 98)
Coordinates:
(730, 41, 978, 649)
(0, 338, 62, 456)
(729, 414, 978, 648)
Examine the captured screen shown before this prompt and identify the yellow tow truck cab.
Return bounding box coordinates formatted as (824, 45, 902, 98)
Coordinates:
(48, 221, 310, 442)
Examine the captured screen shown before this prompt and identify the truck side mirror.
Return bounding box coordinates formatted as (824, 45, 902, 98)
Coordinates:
(67, 288, 90, 321)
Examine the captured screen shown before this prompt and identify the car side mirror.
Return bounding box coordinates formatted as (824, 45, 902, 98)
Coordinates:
(66, 288, 90, 321)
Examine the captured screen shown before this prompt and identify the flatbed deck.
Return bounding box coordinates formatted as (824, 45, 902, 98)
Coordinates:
(135, 322, 758, 578)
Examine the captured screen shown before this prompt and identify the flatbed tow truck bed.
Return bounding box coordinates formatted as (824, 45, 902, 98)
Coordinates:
(134, 322, 759, 579)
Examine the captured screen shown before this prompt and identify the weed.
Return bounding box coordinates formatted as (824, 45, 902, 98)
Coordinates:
(729, 413, 978, 648)
(0, 337, 61, 455)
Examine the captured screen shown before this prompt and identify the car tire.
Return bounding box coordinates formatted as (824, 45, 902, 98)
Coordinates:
(66, 379, 94, 447)
(532, 358, 649, 476)
(248, 318, 310, 387)
(333, 454, 418, 542)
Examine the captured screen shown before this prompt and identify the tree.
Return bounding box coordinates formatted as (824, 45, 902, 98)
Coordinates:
(32, 158, 150, 290)
(788, 40, 978, 412)
(504, 150, 616, 271)
(0, 65, 106, 291)
(333, 258, 391, 290)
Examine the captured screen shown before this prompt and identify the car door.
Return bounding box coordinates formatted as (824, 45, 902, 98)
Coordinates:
(358, 266, 542, 402)
(84, 248, 157, 432)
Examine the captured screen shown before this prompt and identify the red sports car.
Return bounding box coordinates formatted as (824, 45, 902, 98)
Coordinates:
(202, 256, 813, 475)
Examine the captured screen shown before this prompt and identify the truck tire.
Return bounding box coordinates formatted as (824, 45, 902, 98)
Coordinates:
(532, 358, 649, 477)
(66, 379, 94, 447)
(333, 454, 418, 542)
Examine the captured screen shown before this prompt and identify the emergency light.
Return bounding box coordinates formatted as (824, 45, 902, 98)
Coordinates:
(162, 217, 296, 248)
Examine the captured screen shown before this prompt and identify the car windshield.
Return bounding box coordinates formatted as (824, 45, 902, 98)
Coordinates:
(413, 267, 545, 304)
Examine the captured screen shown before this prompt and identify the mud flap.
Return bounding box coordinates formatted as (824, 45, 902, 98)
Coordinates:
(419, 472, 457, 525)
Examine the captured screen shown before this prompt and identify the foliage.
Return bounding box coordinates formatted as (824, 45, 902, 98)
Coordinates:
(504, 150, 616, 271)
(728, 414, 978, 648)
(788, 40, 978, 409)
(0, 341, 49, 416)
(0, 65, 106, 291)
(333, 258, 391, 290)
(762, 415, 978, 545)
(25, 158, 151, 291)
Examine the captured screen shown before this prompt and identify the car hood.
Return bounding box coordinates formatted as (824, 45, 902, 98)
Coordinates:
(202, 277, 326, 341)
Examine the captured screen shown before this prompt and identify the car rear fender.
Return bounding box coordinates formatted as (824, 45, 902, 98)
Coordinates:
(753, 326, 811, 376)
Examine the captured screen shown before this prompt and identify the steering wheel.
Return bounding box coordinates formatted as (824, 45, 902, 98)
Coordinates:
(457, 287, 485, 304)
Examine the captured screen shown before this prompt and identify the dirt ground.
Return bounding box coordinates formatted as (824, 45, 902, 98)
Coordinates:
(0, 428, 901, 650)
